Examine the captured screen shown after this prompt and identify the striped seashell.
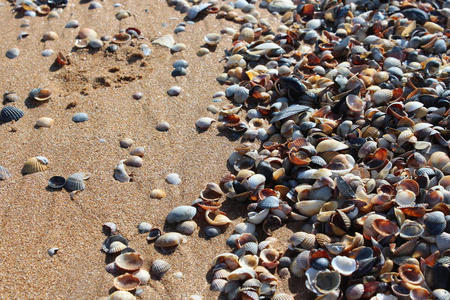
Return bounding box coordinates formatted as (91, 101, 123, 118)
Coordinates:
(22, 156, 48, 175)
(132, 269, 150, 285)
(151, 259, 171, 278)
(0, 165, 11, 180)
(102, 234, 128, 253)
(393, 238, 418, 257)
(109, 241, 128, 253)
(64, 173, 89, 191)
(175, 220, 197, 235)
(213, 269, 230, 280)
(115, 253, 144, 271)
(436, 232, 450, 251)
(108, 291, 136, 300)
(345, 283, 364, 300)
(423, 211, 446, 235)
(272, 293, 294, 300)
(0, 106, 24, 122)
(113, 273, 140, 291)
(210, 278, 227, 292)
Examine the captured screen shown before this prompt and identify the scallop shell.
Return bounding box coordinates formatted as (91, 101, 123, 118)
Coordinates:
(0, 165, 11, 180)
(22, 156, 48, 175)
(123, 156, 143, 168)
(154, 232, 186, 248)
(115, 253, 144, 271)
(36, 117, 54, 128)
(108, 291, 136, 300)
(113, 273, 140, 291)
(0, 106, 24, 122)
(64, 173, 89, 191)
(151, 259, 171, 278)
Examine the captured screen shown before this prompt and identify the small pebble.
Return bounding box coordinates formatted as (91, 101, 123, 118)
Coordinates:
(207, 105, 219, 114)
(135, 288, 144, 296)
(213, 91, 225, 98)
(166, 173, 181, 185)
(89, 39, 103, 49)
(150, 189, 166, 199)
(106, 45, 118, 53)
(167, 86, 182, 96)
(205, 226, 221, 237)
(65, 20, 79, 28)
(6, 48, 20, 59)
(41, 49, 54, 57)
(173, 272, 183, 278)
(99, 138, 106, 143)
(132, 92, 143, 100)
(88, 1, 102, 9)
(72, 113, 89, 123)
(197, 47, 210, 56)
(173, 60, 188, 68)
(100, 36, 110, 42)
(48, 248, 59, 257)
(171, 67, 187, 77)
(156, 122, 170, 131)
(174, 26, 185, 34)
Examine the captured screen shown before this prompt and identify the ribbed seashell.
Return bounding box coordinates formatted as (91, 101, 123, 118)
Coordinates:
(108, 291, 136, 300)
(316, 233, 332, 247)
(372, 89, 393, 105)
(132, 269, 150, 285)
(424, 211, 446, 235)
(235, 222, 255, 235)
(64, 173, 88, 191)
(399, 220, 424, 240)
(331, 256, 356, 276)
(238, 27, 255, 43)
(102, 234, 128, 253)
(247, 208, 269, 224)
(210, 278, 227, 292)
(345, 283, 364, 300)
(429, 152, 450, 170)
(113, 273, 140, 291)
(272, 293, 294, 300)
(123, 156, 143, 168)
(393, 238, 418, 257)
(363, 213, 386, 239)
(114, 160, 130, 182)
(436, 232, 450, 251)
(0, 165, 11, 180)
(154, 232, 186, 248)
(213, 268, 230, 280)
(432, 289, 450, 300)
(175, 220, 197, 235)
(115, 253, 144, 271)
(212, 253, 239, 269)
(151, 259, 171, 278)
(109, 241, 128, 253)
(21, 156, 48, 175)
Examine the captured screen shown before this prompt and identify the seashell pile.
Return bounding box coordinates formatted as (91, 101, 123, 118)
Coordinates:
(163, 0, 450, 298)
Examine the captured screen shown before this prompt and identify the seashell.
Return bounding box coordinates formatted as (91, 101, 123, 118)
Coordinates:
(166, 173, 181, 185)
(432, 289, 450, 300)
(316, 139, 349, 153)
(345, 284, 364, 300)
(239, 254, 259, 268)
(65, 20, 79, 29)
(245, 174, 266, 190)
(112, 33, 131, 44)
(5, 48, 19, 59)
(88, 1, 102, 9)
(1, 106, 24, 122)
(115, 253, 144, 271)
(78, 28, 97, 40)
(204, 33, 221, 46)
(0, 165, 11, 180)
(34, 89, 52, 101)
(260, 248, 280, 269)
(175, 220, 197, 235)
(399, 264, 424, 286)
(72, 113, 88, 123)
(36, 117, 54, 128)
(372, 219, 400, 237)
(227, 267, 256, 281)
(205, 210, 232, 226)
(22, 156, 48, 175)
(3, 93, 19, 103)
(395, 190, 416, 206)
(399, 220, 424, 240)
(313, 270, 341, 294)
(120, 138, 134, 148)
(42, 31, 58, 42)
(238, 27, 255, 43)
(423, 211, 446, 235)
(88, 39, 103, 49)
(272, 293, 294, 300)
(48, 176, 65, 188)
(200, 183, 223, 201)
(205, 226, 222, 237)
(114, 160, 130, 182)
(331, 256, 356, 276)
(129, 147, 145, 157)
(132, 269, 150, 285)
(258, 196, 280, 209)
(63, 173, 88, 191)
(187, 2, 212, 20)
(102, 234, 128, 253)
(294, 200, 325, 217)
(155, 121, 170, 131)
(108, 291, 136, 300)
(116, 9, 132, 20)
(124, 156, 143, 168)
(167, 206, 196, 223)
(155, 232, 186, 248)
(171, 43, 186, 52)
(146, 228, 161, 241)
(211, 278, 227, 292)
(151, 259, 171, 278)
(393, 238, 418, 257)
(114, 273, 140, 291)
(152, 34, 175, 48)
(196, 117, 215, 130)
(247, 208, 269, 224)
(436, 232, 450, 251)
(137, 222, 152, 234)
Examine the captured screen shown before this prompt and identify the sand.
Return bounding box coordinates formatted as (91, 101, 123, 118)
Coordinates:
(0, 0, 313, 299)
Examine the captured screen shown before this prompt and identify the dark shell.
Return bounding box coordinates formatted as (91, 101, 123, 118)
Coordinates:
(0, 106, 24, 122)
(48, 176, 66, 188)
(424, 211, 446, 235)
(270, 104, 312, 123)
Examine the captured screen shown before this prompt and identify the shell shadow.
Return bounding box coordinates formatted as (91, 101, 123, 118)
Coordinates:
(216, 125, 243, 142)
(24, 96, 48, 109)
(45, 185, 63, 192)
(219, 197, 249, 221)
(104, 252, 120, 265)
(201, 44, 218, 53)
(288, 276, 315, 300)
(49, 60, 63, 72)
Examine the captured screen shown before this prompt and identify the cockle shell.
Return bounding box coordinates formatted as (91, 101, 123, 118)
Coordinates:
(108, 291, 136, 300)
(1, 106, 24, 122)
(113, 273, 140, 291)
(151, 259, 171, 278)
(65, 173, 89, 191)
(115, 253, 144, 271)
(132, 269, 150, 285)
(102, 234, 128, 253)
(22, 156, 48, 175)
(175, 220, 197, 235)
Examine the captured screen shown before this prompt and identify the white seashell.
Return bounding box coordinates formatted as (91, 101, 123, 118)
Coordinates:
(166, 173, 181, 185)
(234, 222, 256, 234)
(114, 160, 131, 182)
(36, 117, 54, 128)
(331, 256, 357, 276)
(245, 174, 266, 190)
(152, 34, 175, 48)
(247, 208, 270, 225)
(196, 117, 215, 130)
(132, 269, 150, 285)
(124, 156, 143, 168)
(108, 291, 136, 300)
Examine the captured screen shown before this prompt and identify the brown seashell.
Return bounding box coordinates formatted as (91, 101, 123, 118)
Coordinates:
(399, 264, 424, 286)
(115, 253, 144, 271)
(205, 210, 231, 226)
(22, 156, 48, 175)
(123, 156, 143, 168)
(372, 219, 400, 238)
(112, 33, 131, 44)
(56, 52, 68, 66)
(34, 89, 52, 101)
(150, 189, 166, 199)
(42, 31, 58, 41)
(78, 28, 98, 40)
(113, 273, 140, 291)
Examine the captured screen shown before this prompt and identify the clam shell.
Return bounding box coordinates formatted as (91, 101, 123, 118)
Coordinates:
(64, 173, 88, 191)
(204, 33, 221, 46)
(115, 253, 144, 271)
(294, 200, 325, 217)
(227, 267, 256, 281)
(22, 156, 48, 175)
(102, 234, 128, 253)
(113, 273, 140, 291)
(48, 176, 66, 188)
(316, 139, 348, 152)
(239, 254, 259, 268)
(166, 173, 181, 185)
(120, 138, 134, 148)
(166, 205, 196, 223)
(175, 220, 197, 235)
(78, 28, 98, 40)
(112, 33, 131, 44)
(0, 106, 24, 122)
(345, 284, 364, 300)
(108, 291, 136, 300)
(399, 220, 424, 240)
(313, 270, 341, 294)
(399, 264, 424, 286)
(154, 232, 186, 248)
(36, 117, 54, 128)
(124, 156, 143, 168)
(331, 256, 357, 276)
(137, 222, 152, 234)
(129, 146, 145, 157)
(423, 211, 446, 235)
(258, 196, 280, 209)
(0, 165, 11, 180)
(151, 259, 171, 278)
(34, 89, 52, 101)
(150, 189, 166, 199)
